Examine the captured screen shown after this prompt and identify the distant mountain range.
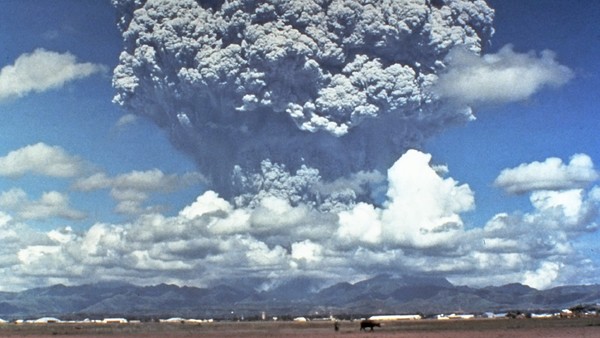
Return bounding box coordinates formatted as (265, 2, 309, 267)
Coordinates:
(1, 275, 599, 320)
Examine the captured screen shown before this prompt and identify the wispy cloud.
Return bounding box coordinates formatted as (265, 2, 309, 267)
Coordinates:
(0, 49, 106, 101)
(435, 44, 573, 105)
(115, 114, 138, 128)
(0, 188, 86, 220)
(74, 169, 205, 215)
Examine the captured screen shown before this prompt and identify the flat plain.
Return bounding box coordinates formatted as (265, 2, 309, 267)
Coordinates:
(0, 317, 599, 337)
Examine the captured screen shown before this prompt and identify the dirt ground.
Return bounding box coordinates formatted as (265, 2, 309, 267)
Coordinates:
(1, 317, 599, 337)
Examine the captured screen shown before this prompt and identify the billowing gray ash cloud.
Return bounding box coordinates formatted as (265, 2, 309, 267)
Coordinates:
(112, 0, 494, 201)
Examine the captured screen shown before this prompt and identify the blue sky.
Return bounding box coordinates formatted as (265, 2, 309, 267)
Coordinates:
(428, 0, 600, 225)
(0, 1, 201, 228)
(0, 0, 598, 291)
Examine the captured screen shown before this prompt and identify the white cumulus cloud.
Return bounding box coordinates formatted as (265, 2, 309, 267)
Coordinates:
(0, 143, 85, 178)
(494, 153, 598, 194)
(338, 150, 474, 248)
(0, 49, 106, 101)
(522, 261, 563, 290)
(0, 150, 599, 291)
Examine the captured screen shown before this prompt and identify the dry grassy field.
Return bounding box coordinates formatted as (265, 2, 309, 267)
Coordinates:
(0, 317, 599, 337)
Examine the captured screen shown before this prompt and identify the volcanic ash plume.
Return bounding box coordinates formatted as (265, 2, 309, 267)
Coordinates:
(112, 0, 494, 199)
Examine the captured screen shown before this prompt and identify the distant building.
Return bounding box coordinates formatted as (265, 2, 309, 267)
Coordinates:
(531, 313, 554, 318)
(437, 313, 475, 320)
(186, 318, 212, 323)
(102, 318, 128, 324)
(159, 317, 185, 323)
(159, 318, 212, 324)
(560, 309, 574, 318)
(32, 317, 61, 324)
(369, 314, 422, 321)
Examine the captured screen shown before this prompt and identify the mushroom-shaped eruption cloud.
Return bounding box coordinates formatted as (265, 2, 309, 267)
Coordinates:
(112, 0, 494, 200)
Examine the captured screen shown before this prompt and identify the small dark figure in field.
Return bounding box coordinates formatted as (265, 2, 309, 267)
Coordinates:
(334, 321, 339, 331)
(360, 319, 380, 331)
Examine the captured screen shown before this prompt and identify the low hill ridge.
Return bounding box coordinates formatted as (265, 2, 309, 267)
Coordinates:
(1, 276, 599, 319)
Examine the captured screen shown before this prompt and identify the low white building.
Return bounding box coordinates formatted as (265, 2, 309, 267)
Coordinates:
(369, 314, 422, 321)
(159, 318, 213, 324)
(437, 313, 475, 320)
(32, 317, 61, 323)
(102, 318, 128, 324)
(159, 317, 186, 323)
(531, 313, 555, 318)
(186, 318, 213, 323)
